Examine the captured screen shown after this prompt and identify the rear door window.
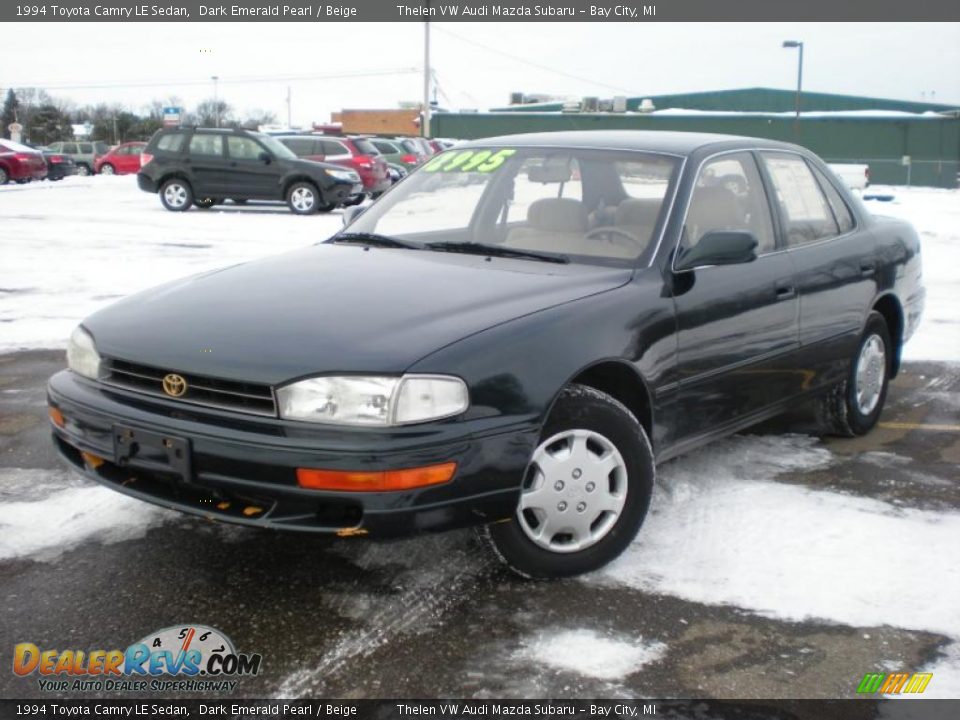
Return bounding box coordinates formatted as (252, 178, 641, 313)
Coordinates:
(811, 165, 855, 234)
(280, 137, 315, 156)
(63, 143, 79, 154)
(78, 143, 93, 153)
(321, 140, 350, 159)
(761, 152, 840, 246)
(373, 141, 398, 154)
(188, 134, 224, 157)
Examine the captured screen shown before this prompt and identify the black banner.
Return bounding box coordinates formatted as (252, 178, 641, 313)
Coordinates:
(3, 700, 960, 720)
(3, 0, 960, 23)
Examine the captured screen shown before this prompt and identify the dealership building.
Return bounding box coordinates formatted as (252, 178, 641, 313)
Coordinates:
(429, 87, 960, 188)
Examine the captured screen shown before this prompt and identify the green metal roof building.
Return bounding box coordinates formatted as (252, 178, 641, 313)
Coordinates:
(438, 88, 960, 188)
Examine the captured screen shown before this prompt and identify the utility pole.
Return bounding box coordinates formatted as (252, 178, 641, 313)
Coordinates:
(422, 19, 431, 138)
(286, 86, 292, 128)
(782, 40, 804, 136)
(212, 75, 220, 128)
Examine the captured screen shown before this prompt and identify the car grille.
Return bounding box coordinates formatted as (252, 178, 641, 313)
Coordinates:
(104, 358, 277, 417)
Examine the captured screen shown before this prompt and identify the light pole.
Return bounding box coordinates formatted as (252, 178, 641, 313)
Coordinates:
(782, 40, 803, 134)
(211, 75, 220, 128)
(422, 20, 431, 138)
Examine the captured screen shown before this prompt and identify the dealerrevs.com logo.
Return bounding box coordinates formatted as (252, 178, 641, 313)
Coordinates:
(13, 625, 262, 693)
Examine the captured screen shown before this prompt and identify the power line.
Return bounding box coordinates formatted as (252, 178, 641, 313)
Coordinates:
(2, 68, 420, 92)
(433, 26, 635, 95)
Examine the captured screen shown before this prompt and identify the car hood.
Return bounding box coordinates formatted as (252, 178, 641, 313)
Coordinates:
(85, 244, 632, 385)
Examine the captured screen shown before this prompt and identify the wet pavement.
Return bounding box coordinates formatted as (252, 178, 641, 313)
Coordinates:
(1, 350, 957, 701)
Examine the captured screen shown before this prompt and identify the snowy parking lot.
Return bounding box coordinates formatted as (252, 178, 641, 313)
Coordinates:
(1, 176, 958, 700)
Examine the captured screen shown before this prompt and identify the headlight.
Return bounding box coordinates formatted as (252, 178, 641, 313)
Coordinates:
(325, 168, 361, 183)
(66, 326, 102, 380)
(276, 375, 468, 426)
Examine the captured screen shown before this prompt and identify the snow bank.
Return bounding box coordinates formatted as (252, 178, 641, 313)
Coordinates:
(0, 474, 175, 562)
(515, 628, 666, 680)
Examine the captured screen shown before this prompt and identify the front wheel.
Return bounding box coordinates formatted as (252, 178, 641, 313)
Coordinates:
(99, 164, 115, 175)
(817, 311, 892, 437)
(481, 384, 654, 579)
(159, 178, 193, 212)
(286, 181, 320, 215)
(76, 164, 91, 177)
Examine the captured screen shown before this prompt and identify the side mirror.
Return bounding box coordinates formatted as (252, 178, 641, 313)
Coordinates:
(258, 152, 272, 164)
(675, 230, 758, 271)
(342, 205, 365, 226)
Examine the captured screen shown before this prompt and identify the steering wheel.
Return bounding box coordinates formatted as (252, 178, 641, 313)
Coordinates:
(585, 226, 643, 250)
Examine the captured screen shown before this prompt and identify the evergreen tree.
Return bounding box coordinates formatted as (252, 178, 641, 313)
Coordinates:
(1, 89, 20, 138)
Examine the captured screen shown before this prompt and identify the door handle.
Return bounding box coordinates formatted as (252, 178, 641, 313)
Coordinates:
(775, 285, 796, 301)
(860, 261, 876, 276)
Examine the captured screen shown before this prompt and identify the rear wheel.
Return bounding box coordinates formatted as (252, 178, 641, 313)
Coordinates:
(99, 164, 115, 175)
(481, 384, 654, 579)
(76, 164, 91, 177)
(816, 311, 892, 437)
(159, 178, 193, 212)
(286, 181, 320, 215)
(0, 167, 9, 185)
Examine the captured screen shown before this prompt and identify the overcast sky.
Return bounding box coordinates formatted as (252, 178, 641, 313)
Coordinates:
(3, 22, 958, 125)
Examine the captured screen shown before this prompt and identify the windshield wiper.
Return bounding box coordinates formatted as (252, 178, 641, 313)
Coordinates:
(330, 232, 421, 249)
(425, 241, 569, 264)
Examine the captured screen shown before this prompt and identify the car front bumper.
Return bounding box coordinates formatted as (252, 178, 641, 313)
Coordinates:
(48, 370, 537, 537)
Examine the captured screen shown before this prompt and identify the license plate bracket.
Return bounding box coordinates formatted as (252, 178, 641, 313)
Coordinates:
(113, 425, 191, 481)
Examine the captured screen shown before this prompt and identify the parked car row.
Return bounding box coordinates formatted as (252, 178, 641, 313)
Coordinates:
(0, 138, 150, 185)
(137, 128, 452, 214)
(0, 139, 64, 184)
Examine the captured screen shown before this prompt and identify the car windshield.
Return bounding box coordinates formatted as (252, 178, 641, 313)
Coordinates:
(345, 146, 681, 265)
(256, 134, 298, 160)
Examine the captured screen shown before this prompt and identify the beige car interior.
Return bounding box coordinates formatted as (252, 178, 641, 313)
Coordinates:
(505, 196, 660, 259)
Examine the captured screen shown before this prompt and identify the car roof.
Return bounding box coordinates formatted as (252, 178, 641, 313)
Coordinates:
(459, 130, 804, 156)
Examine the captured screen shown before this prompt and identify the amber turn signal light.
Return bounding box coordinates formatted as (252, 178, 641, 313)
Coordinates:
(296, 462, 457, 492)
(48, 407, 65, 428)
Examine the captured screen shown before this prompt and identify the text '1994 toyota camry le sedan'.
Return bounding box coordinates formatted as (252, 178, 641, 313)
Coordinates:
(48, 131, 924, 578)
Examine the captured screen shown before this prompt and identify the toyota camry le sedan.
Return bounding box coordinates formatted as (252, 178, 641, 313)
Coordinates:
(48, 131, 924, 578)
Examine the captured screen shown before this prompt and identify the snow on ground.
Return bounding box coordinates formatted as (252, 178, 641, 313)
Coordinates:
(514, 628, 666, 680)
(1, 177, 957, 359)
(0, 175, 343, 351)
(862, 186, 960, 363)
(0, 468, 176, 562)
(592, 433, 960, 698)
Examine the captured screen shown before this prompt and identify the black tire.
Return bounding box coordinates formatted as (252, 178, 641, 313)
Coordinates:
(76, 164, 91, 177)
(481, 384, 655, 579)
(816, 311, 892, 437)
(193, 197, 221, 209)
(159, 178, 193, 212)
(286, 181, 321, 215)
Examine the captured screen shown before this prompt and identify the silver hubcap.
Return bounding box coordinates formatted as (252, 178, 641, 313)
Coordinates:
(291, 186, 315, 211)
(78, 165, 89, 176)
(163, 184, 188, 208)
(855, 334, 886, 415)
(101, 165, 114, 175)
(518, 429, 628, 553)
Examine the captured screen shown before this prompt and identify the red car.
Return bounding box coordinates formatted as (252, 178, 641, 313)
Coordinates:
(95, 142, 147, 175)
(276, 135, 391, 199)
(0, 140, 47, 185)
